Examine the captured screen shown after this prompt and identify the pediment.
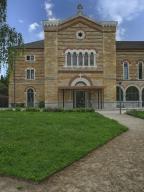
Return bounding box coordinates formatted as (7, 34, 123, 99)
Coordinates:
(58, 15, 103, 32)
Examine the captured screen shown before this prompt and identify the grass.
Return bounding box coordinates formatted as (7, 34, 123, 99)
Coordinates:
(0, 111, 128, 182)
(127, 110, 144, 119)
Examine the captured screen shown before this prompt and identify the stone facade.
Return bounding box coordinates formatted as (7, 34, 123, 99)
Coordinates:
(9, 7, 144, 109)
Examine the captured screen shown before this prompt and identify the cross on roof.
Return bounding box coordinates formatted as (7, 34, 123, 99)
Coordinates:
(79, 73, 83, 79)
(77, 4, 84, 15)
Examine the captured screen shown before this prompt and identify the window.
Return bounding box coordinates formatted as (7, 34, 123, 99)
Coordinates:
(78, 52, 83, 66)
(26, 55, 35, 62)
(67, 52, 71, 66)
(84, 53, 88, 66)
(73, 52, 77, 66)
(90, 52, 94, 66)
(138, 61, 143, 80)
(26, 69, 35, 80)
(123, 61, 129, 80)
(65, 50, 96, 67)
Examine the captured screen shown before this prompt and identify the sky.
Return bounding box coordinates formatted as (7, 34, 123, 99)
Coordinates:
(7, 0, 144, 43)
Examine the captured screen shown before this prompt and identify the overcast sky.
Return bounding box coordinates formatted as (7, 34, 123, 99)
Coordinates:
(7, 0, 144, 43)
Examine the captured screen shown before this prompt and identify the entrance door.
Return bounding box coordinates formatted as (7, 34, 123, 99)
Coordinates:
(75, 91, 85, 108)
(27, 89, 34, 107)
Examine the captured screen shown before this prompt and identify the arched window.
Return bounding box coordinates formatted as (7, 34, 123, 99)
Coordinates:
(123, 61, 129, 80)
(65, 50, 96, 67)
(116, 87, 124, 101)
(84, 52, 88, 66)
(75, 81, 86, 87)
(78, 52, 83, 66)
(90, 52, 94, 66)
(126, 86, 139, 101)
(138, 61, 143, 80)
(27, 88, 34, 107)
(73, 52, 77, 66)
(67, 52, 71, 66)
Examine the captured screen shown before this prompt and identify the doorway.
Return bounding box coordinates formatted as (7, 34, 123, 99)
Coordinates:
(75, 91, 86, 108)
(27, 88, 34, 107)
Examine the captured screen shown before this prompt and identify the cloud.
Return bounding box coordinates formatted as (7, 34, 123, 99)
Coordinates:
(116, 28, 126, 40)
(44, 0, 56, 20)
(29, 22, 40, 32)
(97, 0, 144, 39)
(37, 31, 44, 39)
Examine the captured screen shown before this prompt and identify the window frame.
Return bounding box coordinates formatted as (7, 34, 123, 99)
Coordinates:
(123, 61, 129, 80)
(26, 68, 35, 80)
(25, 55, 35, 62)
(65, 49, 96, 68)
(137, 61, 144, 80)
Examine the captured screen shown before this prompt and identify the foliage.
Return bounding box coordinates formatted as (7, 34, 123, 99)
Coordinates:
(25, 107, 41, 112)
(0, 0, 23, 72)
(0, 0, 7, 23)
(0, 74, 8, 87)
(0, 111, 128, 181)
(38, 101, 45, 108)
(127, 110, 144, 119)
(0, 81, 8, 95)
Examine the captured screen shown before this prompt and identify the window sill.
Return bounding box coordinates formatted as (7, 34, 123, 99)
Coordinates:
(59, 67, 103, 73)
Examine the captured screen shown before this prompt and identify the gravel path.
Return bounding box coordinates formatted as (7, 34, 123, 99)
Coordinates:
(0, 111, 144, 192)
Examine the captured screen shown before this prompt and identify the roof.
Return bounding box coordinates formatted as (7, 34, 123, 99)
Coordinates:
(116, 41, 144, 50)
(24, 40, 144, 50)
(24, 40, 44, 49)
(43, 17, 117, 28)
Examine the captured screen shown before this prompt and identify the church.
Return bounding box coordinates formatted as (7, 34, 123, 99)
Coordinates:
(9, 4, 144, 109)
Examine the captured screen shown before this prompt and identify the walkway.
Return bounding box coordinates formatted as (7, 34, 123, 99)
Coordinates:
(0, 111, 144, 192)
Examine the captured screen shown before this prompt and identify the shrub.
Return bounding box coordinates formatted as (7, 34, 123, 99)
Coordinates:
(25, 108, 41, 112)
(16, 103, 25, 108)
(43, 107, 64, 112)
(38, 101, 45, 108)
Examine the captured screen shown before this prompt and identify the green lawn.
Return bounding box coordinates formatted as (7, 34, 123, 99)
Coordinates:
(127, 110, 144, 119)
(0, 111, 127, 181)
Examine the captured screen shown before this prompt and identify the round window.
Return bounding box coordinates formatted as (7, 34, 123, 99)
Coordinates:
(76, 30, 85, 40)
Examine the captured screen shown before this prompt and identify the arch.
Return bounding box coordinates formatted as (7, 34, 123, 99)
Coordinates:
(75, 81, 87, 86)
(126, 86, 139, 101)
(26, 88, 35, 107)
(24, 86, 36, 93)
(70, 77, 91, 87)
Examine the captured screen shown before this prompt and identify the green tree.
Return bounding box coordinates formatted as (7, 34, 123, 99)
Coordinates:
(0, 0, 23, 72)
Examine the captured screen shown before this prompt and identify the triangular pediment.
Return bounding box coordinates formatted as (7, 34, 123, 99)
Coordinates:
(58, 15, 103, 32)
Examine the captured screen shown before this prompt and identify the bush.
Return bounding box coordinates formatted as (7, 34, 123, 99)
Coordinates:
(43, 108, 64, 112)
(43, 107, 94, 112)
(16, 103, 25, 108)
(38, 101, 45, 108)
(25, 108, 41, 112)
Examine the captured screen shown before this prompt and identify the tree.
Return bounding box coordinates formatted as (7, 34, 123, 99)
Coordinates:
(0, 0, 23, 72)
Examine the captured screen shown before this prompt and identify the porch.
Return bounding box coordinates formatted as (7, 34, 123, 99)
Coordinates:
(58, 86, 104, 109)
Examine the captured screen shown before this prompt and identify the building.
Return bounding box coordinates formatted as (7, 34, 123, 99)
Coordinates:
(9, 5, 144, 109)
